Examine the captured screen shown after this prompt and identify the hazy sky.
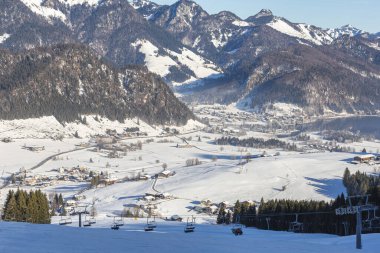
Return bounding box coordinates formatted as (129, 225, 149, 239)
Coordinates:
(153, 0, 380, 33)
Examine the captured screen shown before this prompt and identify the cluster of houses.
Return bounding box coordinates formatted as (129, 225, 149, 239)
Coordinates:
(16, 166, 92, 187)
(89, 136, 144, 157)
(11, 165, 120, 188)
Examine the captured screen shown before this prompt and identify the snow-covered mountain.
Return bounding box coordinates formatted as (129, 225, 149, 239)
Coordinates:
(326, 24, 366, 39)
(0, 0, 221, 86)
(130, 0, 380, 115)
(266, 18, 334, 45)
(1, 0, 380, 116)
(130, 0, 160, 19)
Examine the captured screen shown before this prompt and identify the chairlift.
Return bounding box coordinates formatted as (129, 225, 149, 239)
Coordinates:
(231, 215, 243, 236)
(362, 208, 380, 232)
(147, 216, 157, 228)
(144, 217, 156, 232)
(288, 214, 303, 233)
(231, 224, 243, 236)
(83, 215, 92, 227)
(184, 216, 196, 233)
(59, 216, 72, 225)
(113, 216, 124, 227)
(111, 224, 120, 230)
(89, 216, 96, 225)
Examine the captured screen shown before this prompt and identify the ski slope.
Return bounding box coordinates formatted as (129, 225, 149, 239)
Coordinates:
(0, 221, 379, 253)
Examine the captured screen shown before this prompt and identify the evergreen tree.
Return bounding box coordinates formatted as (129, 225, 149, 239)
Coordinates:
(225, 211, 232, 225)
(3, 190, 51, 224)
(16, 189, 28, 221)
(4, 190, 17, 221)
(232, 200, 241, 223)
(58, 193, 64, 207)
(343, 168, 350, 187)
(216, 206, 226, 224)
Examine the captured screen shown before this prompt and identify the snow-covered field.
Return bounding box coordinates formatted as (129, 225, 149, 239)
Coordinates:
(0, 220, 379, 253)
(1, 125, 378, 219)
(1, 106, 380, 252)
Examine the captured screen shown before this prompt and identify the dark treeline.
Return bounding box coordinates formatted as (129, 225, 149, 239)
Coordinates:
(255, 196, 356, 235)
(218, 196, 357, 235)
(2, 189, 51, 224)
(216, 137, 298, 151)
(218, 169, 380, 235)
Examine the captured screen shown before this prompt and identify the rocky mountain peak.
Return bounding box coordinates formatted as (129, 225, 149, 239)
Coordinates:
(130, 0, 158, 9)
(171, 0, 208, 19)
(214, 11, 241, 22)
(246, 9, 274, 24)
(256, 9, 273, 17)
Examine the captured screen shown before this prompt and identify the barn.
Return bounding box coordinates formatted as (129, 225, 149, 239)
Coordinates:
(353, 154, 376, 163)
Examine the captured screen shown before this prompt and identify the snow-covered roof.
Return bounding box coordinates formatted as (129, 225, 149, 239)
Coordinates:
(355, 154, 376, 159)
(160, 170, 171, 175)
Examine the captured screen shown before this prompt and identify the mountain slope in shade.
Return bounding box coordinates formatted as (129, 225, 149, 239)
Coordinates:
(0, 44, 194, 125)
(0, 0, 221, 85)
(2, 0, 380, 117)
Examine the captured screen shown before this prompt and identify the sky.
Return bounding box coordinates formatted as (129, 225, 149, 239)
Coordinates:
(153, 0, 380, 33)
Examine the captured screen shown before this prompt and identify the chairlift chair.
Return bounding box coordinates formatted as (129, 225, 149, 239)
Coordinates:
(288, 214, 304, 233)
(147, 216, 157, 228)
(81, 215, 91, 227)
(111, 224, 120, 230)
(184, 217, 196, 233)
(231, 215, 243, 236)
(231, 224, 243, 236)
(144, 217, 156, 232)
(89, 216, 96, 225)
(83, 220, 91, 227)
(362, 208, 380, 232)
(114, 216, 124, 227)
(59, 216, 72, 225)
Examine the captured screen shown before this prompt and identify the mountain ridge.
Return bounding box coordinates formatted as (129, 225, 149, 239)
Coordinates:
(0, 44, 195, 125)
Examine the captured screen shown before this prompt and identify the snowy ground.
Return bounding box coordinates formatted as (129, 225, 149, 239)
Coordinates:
(1, 128, 378, 220)
(1, 108, 380, 252)
(0, 220, 379, 253)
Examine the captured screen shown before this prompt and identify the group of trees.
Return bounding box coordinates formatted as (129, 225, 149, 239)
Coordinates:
(254, 197, 351, 235)
(218, 169, 380, 236)
(50, 193, 64, 216)
(343, 168, 380, 205)
(217, 196, 357, 235)
(186, 158, 201, 167)
(2, 189, 50, 224)
(322, 130, 362, 143)
(216, 137, 298, 151)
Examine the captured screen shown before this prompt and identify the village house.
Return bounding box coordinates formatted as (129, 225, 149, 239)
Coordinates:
(354, 154, 376, 163)
(158, 170, 175, 178)
(65, 200, 77, 207)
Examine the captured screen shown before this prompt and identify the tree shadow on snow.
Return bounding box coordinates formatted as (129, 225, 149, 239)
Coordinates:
(304, 177, 344, 199)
